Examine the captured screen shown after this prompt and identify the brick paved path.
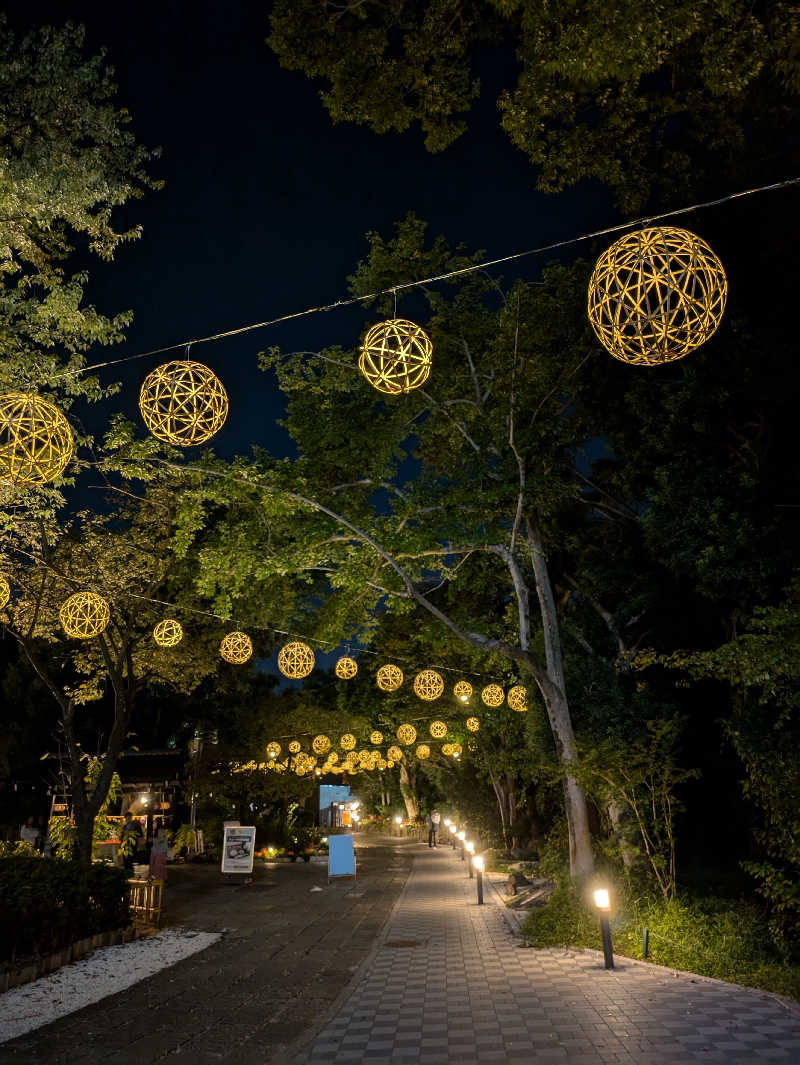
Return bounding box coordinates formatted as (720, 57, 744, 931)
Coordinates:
(297, 844, 800, 1065)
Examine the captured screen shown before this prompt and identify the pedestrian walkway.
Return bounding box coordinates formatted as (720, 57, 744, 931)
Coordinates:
(297, 844, 800, 1065)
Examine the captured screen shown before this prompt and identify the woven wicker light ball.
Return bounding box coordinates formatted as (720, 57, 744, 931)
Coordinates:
(0, 392, 74, 485)
(59, 591, 110, 639)
(138, 360, 228, 445)
(358, 318, 433, 395)
(153, 618, 183, 647)
(415, 744, 430, 760)
(328, 751, 339, 764)
(441, 742, 454, 756)
(376, 663, 403, 691)
(288, 740, 301, 754)
(387, 744, 403, 762)
(507, 685, 528, 712)
(481, 683, 505, 708)
(220, 631, 253, 664)
(277, 640, 315, 678)
(386, 758, 395, 768)
(370, 730, 383, 745)
(0, 577, 10, 609)
(312, 734, 331, 755)
(345, 750, 358, 766)
(413, 669, 444, 701)
(335, 655, 358, 679)
(453, 680, 472, 702)
(429, 720, 448, 739)
(466, 716, 480, 732)
(266, 742, 282, 760)
(587, 227, 727, 366)
(295, 765, 307, 777)
(451, 743, 463, 758)
(339, 733, 356, 751)
(396, 723, 417, 745)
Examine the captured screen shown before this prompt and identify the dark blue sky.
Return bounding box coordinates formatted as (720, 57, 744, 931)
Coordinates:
(8, 0, 610, 460)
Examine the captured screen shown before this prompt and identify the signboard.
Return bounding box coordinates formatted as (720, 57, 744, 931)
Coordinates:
(328, 834, 356, 882)
(221, 825, 256, 874)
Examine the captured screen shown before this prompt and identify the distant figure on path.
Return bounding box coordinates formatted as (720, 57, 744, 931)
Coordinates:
(19, 817, 40, 849)
(428, 809, 441, 848)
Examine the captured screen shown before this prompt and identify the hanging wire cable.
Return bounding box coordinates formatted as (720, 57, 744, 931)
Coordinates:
(48, 175, 800, 383)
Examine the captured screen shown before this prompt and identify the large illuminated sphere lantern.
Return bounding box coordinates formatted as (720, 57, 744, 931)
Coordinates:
(153, 619, 183, 647)
(376, 664, 404, 692)
(335, 655, 358, 679)
(387, 744, 403, 762)
(481, 683, 505, 708)
(59, 591, 111, 639)
(220, 631, 253, 664)
(277, 641, 315, 678)
(429, 720, 447, 739)
(413, 669, 444, 701)
(358, 318, 432, 395)
(139, 360, 228, 445)
(588, 227, 727, 366)
(0, 577, 10, 609)
(396, 723, 417, 745)
(0, 393, 74, 485)
(507, 685, 528, 712)
(339, 733, 356, 751)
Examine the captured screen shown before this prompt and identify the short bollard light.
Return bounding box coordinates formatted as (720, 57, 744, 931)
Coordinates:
(593, 888, 614, 970)
(466, 840, 475, 878)
(444, 818, 451, 827)
(394, 815, 402, 824)
(457, 830, 466, 861)
(449, 824, 457, 848)
(473, 854, 484, 904)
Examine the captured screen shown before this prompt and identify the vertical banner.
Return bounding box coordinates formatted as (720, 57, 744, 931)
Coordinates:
(221, 825, 256, 874)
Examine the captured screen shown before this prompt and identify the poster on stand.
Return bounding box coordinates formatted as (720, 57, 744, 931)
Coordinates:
(221, 825, 256, 874)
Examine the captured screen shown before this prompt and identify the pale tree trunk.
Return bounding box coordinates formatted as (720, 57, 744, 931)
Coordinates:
(398, 760, 419, 821)
(607, 799, 637, 870)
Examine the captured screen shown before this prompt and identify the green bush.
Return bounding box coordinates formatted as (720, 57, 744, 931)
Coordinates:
(0, 857, 130, 964)
(522, 878, 800, 1001)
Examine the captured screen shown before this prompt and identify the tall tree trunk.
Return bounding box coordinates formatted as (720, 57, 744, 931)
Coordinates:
(607, 799, 636, 869)
(398, 760, 419, 821)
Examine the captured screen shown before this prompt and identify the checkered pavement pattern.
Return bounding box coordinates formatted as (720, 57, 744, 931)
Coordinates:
(297, 845, 800, 1064)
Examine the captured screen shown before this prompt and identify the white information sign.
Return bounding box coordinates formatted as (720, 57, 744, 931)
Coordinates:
(221, 825, 256, 874)
(328, 834, 356, 882)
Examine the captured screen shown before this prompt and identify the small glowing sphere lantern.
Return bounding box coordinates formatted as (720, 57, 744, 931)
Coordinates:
(413, 669, 444, 701)
(370, 730, 384, 745)
(59, 591, 110, 639)
(442, 743, 454, 756)
(387, 745, 403, 762)
(153, 618, 183, 647)
(481, 683, 505, 707)
(345, 750, 358, 766)
(0, 576, 10, 609)
(507, 685, 528, 712)
(312, 734, 331, 755)
(138, 360, 228, 445)
(451, 743, 463, 758)
(377, 664, 403, 691)
(358, 318, 433, 395)
(466, 716, 480, 732)
(429, 720, 447, 739)
(335, 655, 358, 679)
(0, 392, 74, 485)
(266, 742, 281, 760)
(416, 744, 430, 760)
(396, 723, 417, 745)
(288, 740, 301, 754)
(220, 631, 253, 664)
(587, 227, 727, 366)
(277, 641, 315, 678)
(453, 680, 472, 702)
(339, 733, 356, 751)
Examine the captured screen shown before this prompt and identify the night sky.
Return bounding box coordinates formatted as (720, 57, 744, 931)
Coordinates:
(6, 0, 610, 460)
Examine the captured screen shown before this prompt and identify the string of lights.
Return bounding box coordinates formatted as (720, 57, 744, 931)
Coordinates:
(48, 176, 800, 384)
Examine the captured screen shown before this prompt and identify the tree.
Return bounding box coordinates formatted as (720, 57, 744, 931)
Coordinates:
(267, 1, 799, 210)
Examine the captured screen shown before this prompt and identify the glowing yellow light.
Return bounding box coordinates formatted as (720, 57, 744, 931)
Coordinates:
(507, 685, 528, 712)
(588, 227, 727, 366)
(358, 318, 433, 395)
(266, 742, 281, 760)
(413, 669, 444, 701)
(396, 723, 417, 745)
(0, 392, 74, 485)
(442, 743, 454, 756)
(429, 720, 447, 739)
(376, 664, 403, 691)
(451, 743, 463, 757)
(277, 641, 315, 678)
(139, 360, 228, 445)
(466, 841, 474, 854)
(465, 716, 479, 732)
(220, 631, 253, 664)
(473, 855, 484, 871)
(454, 680, 472, 702)
(59, 591, 111, 639)
(481, 684, 504, 708)
(386, 745, 403, 762)
(415, 743, 430, 760)
(394, 815, 402, 824)
(594, 888, 610, 910)
(449, 824, 456, 834)
(370, 730, 383, 745)
(340, 733, 356, 751)
(0, 576, 10, 609)
(457, 831, 466, 841)
(312, 734, 331, 755)
(335, 655, 358, 679)
(153, 618, 183, 647)
(288, 740, 301, 754)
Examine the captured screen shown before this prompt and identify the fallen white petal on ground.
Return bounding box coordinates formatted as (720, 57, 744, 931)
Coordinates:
(0, 928, 221, 1043)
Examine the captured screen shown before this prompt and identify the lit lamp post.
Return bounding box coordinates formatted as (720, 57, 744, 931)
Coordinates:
(473, 855, 484, 904)
(394, 814, 402, 837)
(449, 824, 457, 849)
(593, 889, 614, 970)
(466, 840, 475, 878)
(457, 830, 466, 861)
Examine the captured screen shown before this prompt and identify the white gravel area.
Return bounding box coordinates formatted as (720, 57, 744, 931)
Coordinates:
(0, 928, 221, 1043)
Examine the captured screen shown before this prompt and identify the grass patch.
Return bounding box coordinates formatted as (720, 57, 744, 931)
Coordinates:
(522, 881, 800, 1002)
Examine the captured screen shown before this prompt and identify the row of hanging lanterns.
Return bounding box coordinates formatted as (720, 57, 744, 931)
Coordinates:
(0, 226, 727, 486)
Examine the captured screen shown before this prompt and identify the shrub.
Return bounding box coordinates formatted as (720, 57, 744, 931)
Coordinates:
(0, 857, 130, 964)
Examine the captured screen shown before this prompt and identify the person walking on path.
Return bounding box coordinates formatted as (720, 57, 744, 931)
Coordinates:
(428, 808, 441, 847)
(19, 817, 40, 849)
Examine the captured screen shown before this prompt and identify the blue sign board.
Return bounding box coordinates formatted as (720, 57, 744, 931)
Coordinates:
(328, 833, 356, 881)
